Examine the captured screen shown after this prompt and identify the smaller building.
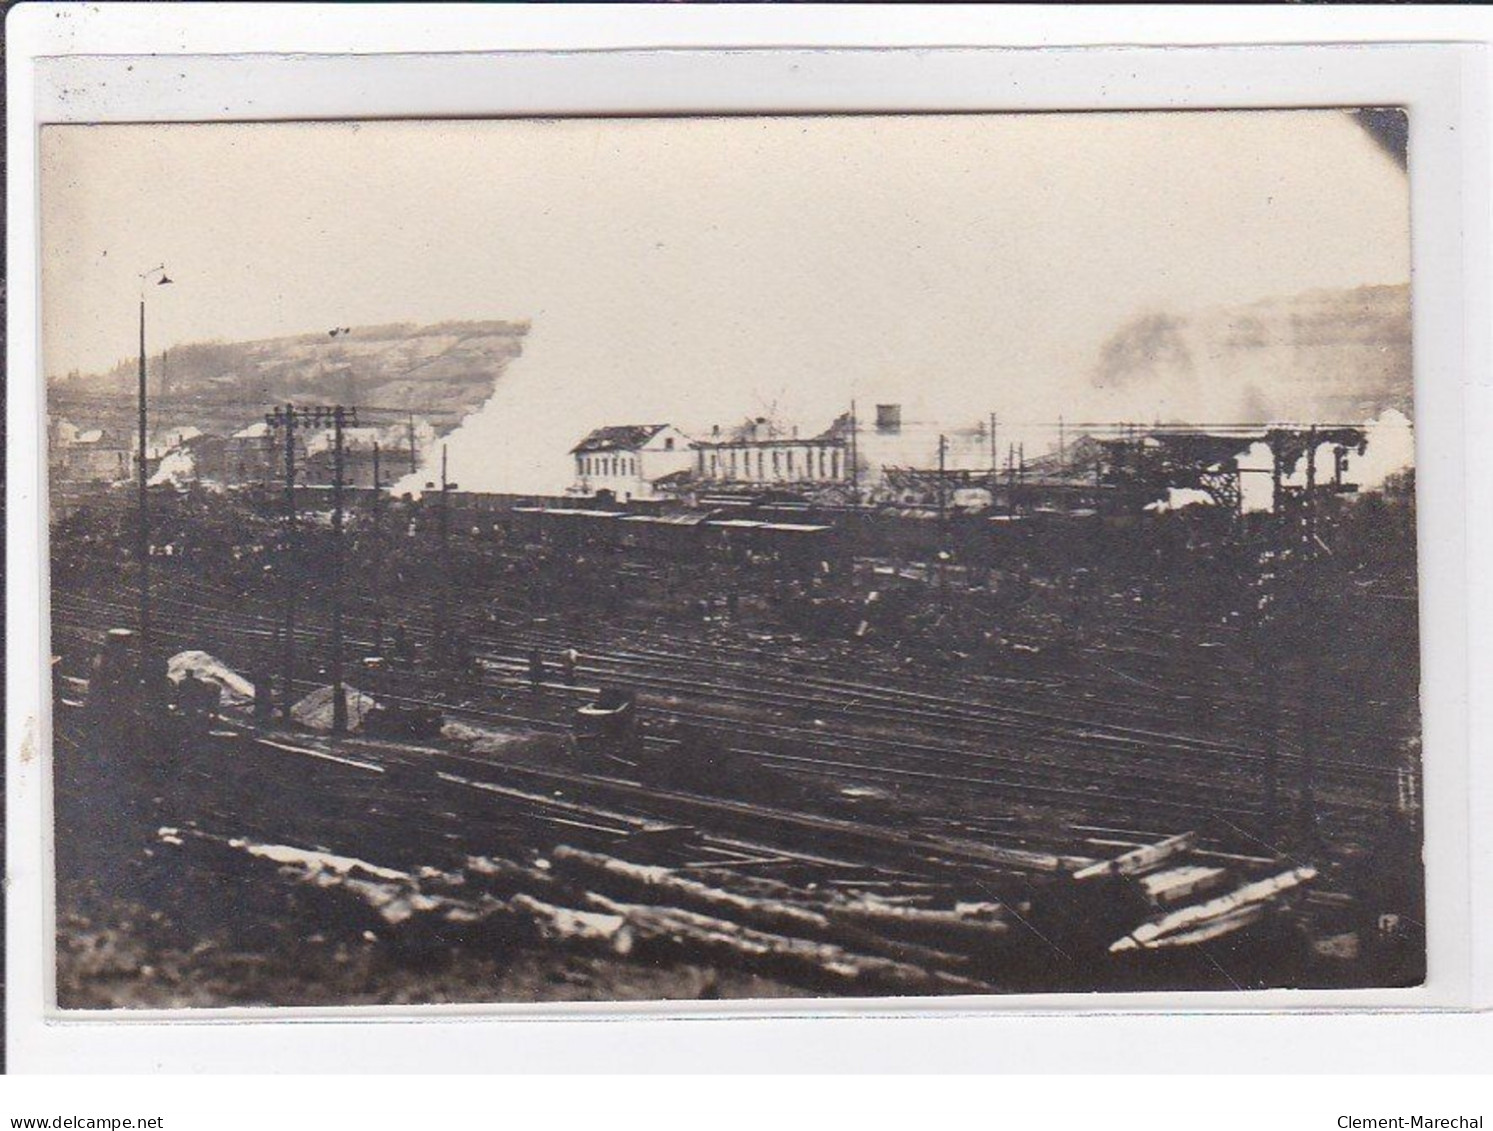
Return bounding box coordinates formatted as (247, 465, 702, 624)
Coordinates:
(50, 420, 132, 485)
(141, 425, 203, 463)
(302, 426, 404, 489)
(570, 424, 696, 501)
(147, 431, 232, 487)
(225, 421, 283, 486)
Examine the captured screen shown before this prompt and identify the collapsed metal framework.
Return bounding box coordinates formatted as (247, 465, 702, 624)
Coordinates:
(862, 425, 1369, 529)
(1096, 426, 1368, 519)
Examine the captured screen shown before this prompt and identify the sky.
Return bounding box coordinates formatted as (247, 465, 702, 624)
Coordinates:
(41, 111, 1410, 492)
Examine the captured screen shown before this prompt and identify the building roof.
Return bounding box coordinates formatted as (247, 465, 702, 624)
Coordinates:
(306, 426, 384, 457)
(697, 434, 845, 449)
(815, 412, 856, 442)
(571, 425, 672, 455)
(700, 416, 847, 447)
(512, 507, 622, 519)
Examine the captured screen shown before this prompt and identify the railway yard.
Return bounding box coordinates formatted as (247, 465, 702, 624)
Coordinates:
(48, 476, 1425, 1007)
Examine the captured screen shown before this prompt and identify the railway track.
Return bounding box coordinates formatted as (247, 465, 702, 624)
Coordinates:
(460, 609, 1400, 780)
(55, 689, 1091, 894)
(52, 578, 1393, 843)
(53, 584, 1273, 792)
(54, 596, 1270, 832)
(477, 541, 1404, 750)
(55, 573, 1402, 795)
(65, 541, 1404, 762)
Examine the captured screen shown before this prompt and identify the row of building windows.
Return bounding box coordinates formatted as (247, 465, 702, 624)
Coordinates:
(579, 453, 639, 478)
(579, 444, 846, 483)
(699, 444, 843, 482)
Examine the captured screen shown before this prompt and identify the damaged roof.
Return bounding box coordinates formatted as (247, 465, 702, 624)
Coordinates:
(571, 424, 672, 454)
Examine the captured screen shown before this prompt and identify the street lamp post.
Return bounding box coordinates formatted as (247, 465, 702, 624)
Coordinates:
(136, 265, 172, 684)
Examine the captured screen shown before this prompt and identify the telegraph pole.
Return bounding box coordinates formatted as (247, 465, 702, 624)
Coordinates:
(330, 406, 348, 735)
(1271, 440, 1285, 515)
(371, 441, 384, 651)
(1006, 444, 1017, 518)
(848, 400, 860, 506)
(436, 442, 453, 664)
(1305, 427, 1319, 556)
(434, 442, 462, 668)
(276, 405, 300, 720)
(937, 434, 949, 599)
(440, 443, 450, 552)
(1262, 435, 1287, 838)
(1254, 490, 1283, 841)
(988, 412, 998, 509)
(1261, 632, 1282, 840)
(1017, 443, 1026, 512)
(1298, 427, 1321, 849)
(267, 403, 357, 724)
(407, 412, 418, 476)
(937, 435, 948, 520)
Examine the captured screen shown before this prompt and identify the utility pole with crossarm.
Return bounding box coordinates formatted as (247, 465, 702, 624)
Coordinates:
(266, 403, 358, 730)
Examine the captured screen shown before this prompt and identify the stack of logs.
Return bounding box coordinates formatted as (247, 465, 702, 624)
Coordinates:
(159, 828, 1015, 996)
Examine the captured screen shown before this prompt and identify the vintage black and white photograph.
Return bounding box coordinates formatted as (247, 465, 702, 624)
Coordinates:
(42, 109, 1423, 1010)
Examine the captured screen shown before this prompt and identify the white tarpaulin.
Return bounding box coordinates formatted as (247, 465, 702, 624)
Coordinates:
(148, 448, 195, 487)
(166, 650, 255, 710)
(290, 684, 379, 732)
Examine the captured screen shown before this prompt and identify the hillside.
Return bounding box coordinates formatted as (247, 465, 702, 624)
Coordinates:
(49, 319, 529, 437)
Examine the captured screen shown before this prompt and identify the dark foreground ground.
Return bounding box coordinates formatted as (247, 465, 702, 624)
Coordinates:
(50, 680, 1422, 1010)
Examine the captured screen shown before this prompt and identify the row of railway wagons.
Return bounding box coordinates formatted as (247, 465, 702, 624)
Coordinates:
(435, 490, 1229, 580)
(508, 506, 842, 574)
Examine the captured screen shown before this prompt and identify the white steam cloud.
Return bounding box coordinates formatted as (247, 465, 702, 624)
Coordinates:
(1234, 409, 1413, 513)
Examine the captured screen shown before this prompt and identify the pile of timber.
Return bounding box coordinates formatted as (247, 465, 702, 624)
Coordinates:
(156, 828, 1007, 996)
(157, 821, 1312, 995)
(1109, 866, 1318, 952)
(1068, 831, 1318, 953)
(155, 827, 621, 961)
(550, 847, 1010, 963)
